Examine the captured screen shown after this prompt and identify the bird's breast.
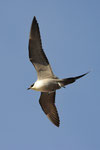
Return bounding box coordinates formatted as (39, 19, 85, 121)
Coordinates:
(32, 79, 60, 92)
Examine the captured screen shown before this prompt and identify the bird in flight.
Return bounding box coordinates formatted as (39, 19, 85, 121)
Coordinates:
(28, 16, 88, 127)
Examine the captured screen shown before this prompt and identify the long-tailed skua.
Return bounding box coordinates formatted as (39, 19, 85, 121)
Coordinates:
(28, 16, 89, 127)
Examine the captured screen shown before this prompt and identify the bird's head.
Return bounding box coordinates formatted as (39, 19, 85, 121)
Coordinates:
(27, 83, 34, 90)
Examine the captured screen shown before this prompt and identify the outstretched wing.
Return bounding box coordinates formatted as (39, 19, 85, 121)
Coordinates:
(39, 92, 60, 127)
(28, 16, 55, 79)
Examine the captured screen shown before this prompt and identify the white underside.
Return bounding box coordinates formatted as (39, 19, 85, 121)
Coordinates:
(31, 79, 60, 92)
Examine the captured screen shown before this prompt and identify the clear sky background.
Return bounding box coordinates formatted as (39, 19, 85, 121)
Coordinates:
(0, 0, 100, 150)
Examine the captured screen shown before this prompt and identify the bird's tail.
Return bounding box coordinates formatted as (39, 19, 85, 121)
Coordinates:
(58, 72, 89, 87)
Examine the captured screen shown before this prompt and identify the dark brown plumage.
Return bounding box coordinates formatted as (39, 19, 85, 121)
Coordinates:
(29, 17, 55, 80)
(39, 92, 60, 127)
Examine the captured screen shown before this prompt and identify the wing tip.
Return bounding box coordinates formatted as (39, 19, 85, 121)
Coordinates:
(33, 16, 37, 22)
(47, 113, 60, 127)
(56, 122, 60, 127)
(30, 16, 38, 29)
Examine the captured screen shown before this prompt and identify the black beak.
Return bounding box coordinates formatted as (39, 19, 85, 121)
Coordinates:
(27, 87, 31, 90)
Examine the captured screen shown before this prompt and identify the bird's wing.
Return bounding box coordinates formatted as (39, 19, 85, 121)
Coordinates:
(39, 92, 60, 127)
(28, 16, 55, 80)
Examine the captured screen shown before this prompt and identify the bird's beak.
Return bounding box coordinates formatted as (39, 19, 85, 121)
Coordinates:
(27, 87, 31, 90)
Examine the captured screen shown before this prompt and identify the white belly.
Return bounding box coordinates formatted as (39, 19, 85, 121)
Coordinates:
(33, 80, 47, 90)
(31, 79, 60, 92)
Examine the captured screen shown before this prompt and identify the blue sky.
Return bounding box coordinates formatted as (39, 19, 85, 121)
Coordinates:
(0, 0, 100, 149)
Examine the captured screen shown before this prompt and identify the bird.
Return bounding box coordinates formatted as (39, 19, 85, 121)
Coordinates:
(27, 16, 89, 127)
